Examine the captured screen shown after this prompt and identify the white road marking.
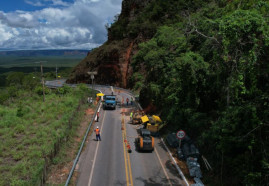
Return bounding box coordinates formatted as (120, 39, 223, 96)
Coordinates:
(155, 147, 173, 186)
(161, 138, 189, 186)
(94, 104, 102, 121)
(88, 111, 106, 186)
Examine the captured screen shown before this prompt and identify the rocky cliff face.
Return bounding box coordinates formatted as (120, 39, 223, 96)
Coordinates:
(67, 0, 152, 88)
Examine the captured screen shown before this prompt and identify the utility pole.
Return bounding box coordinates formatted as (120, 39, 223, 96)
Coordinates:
(56, 64, 58, 79)
(87, 71, 98, 97)
(35, 61, 47, 102)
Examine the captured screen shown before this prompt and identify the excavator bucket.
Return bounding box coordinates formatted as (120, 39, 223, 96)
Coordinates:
(141, 115, 149, 123)
(152, 115, 162, 123)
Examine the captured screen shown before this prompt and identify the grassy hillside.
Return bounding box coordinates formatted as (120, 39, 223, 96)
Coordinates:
(0, 83, 94, 185)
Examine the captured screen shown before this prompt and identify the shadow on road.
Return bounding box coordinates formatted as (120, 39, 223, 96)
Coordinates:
(157, 140, 168, 153)
(113, 180, 126, 186)
(156, 141, 186, 182)
(135, 167, 181, 186)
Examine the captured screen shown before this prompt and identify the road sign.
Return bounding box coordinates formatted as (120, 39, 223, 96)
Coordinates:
(88, 71, 97, 80)
(87, 71, 98, 75)
(176, 130, 186, 139)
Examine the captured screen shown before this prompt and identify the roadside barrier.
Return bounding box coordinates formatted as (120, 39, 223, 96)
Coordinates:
(161, 138, 190, 186)
(65, 100, 101, 186)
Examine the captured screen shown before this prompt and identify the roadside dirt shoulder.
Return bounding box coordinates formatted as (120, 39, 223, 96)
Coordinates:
(46, 107, 96, 185)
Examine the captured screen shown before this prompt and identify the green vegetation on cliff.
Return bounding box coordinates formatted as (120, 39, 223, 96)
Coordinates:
(129, 0, 269, 185)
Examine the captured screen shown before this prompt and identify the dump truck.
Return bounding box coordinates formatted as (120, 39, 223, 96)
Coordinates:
(135, 129, 154, 152)
(103, 95, 116, 110)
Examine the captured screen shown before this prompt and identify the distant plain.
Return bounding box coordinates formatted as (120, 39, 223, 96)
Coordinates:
(0, 56, 84, 74)
(0, 49, 88, 73)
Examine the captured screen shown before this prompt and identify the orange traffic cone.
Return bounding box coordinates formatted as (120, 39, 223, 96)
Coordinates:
(127, 143, 132, 153)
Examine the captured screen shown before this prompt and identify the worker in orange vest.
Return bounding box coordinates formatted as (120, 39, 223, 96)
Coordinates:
(95, 126, 101, 141)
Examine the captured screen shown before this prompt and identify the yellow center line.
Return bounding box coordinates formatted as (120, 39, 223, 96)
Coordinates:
(124, 117, 134, 186)
(121, 114, 133, 186)
(122, 128, 129, 185)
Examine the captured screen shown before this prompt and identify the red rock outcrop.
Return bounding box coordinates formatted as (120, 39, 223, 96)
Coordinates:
(67, 0, 152, 88)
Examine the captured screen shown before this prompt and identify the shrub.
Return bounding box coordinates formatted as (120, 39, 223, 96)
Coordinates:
(57, 85, 72, 95)
(34, 85, 51, 95)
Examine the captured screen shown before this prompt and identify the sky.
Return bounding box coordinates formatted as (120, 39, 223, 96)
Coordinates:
(0, 0, 122, 51)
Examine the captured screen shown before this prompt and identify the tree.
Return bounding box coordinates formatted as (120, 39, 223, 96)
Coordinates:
(6, 72, 25, 87)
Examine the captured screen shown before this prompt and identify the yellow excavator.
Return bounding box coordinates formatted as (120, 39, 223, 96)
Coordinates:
(139, 115, 163, 136)
(146, 115, 163, 136)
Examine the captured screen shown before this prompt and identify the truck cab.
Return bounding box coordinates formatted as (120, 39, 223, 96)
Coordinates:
(103, 95, 116, 110)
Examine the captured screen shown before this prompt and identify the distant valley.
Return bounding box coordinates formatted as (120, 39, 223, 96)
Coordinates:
(0, 49, 89, 57)
(0, 50, 89, 74)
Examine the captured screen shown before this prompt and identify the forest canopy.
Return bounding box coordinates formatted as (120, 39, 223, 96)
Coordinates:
(130, 0, 269, 185)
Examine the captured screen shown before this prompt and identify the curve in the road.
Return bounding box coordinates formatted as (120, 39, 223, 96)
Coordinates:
(44, 80, 188, 186)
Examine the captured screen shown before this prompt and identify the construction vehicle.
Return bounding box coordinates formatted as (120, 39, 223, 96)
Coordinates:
(135, 129, 154, 152)
(145, 115, 163, 136)
(141, 115, 163, 136)
(131, 110, 146, 124)
(103, 95, 116, 110)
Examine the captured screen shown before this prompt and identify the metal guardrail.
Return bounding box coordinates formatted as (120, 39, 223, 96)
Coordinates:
(161, 138, 190, 186)
(65, 100, 101, 186)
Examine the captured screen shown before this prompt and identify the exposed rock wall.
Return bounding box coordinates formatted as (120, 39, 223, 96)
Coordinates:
(67, 0, 152, 88)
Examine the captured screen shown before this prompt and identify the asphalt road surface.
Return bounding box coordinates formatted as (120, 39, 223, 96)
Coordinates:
(75, 86, 186, 186)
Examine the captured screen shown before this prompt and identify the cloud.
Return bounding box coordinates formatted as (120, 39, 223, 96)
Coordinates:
(0, 0, 122, 50)
(0, 25, 13, 44)
(0, 11, 38, 28)
(50, 0, 70, 6)
(25, 0, 45, 7)
(25, 0, 71, 7)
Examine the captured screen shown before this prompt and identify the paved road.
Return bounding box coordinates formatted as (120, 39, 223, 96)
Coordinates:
(76, 87, 185, 186)
(45, 79, 66, 88)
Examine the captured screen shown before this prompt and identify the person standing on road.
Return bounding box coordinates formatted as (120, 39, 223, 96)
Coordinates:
(130, 111, 133, 123)
(95, 126, 101, 141)
(121, 97, 124, 107)
(126, 97, 129, 106)
(96, 112, 99, 122)
(131, 97, 133, 105)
